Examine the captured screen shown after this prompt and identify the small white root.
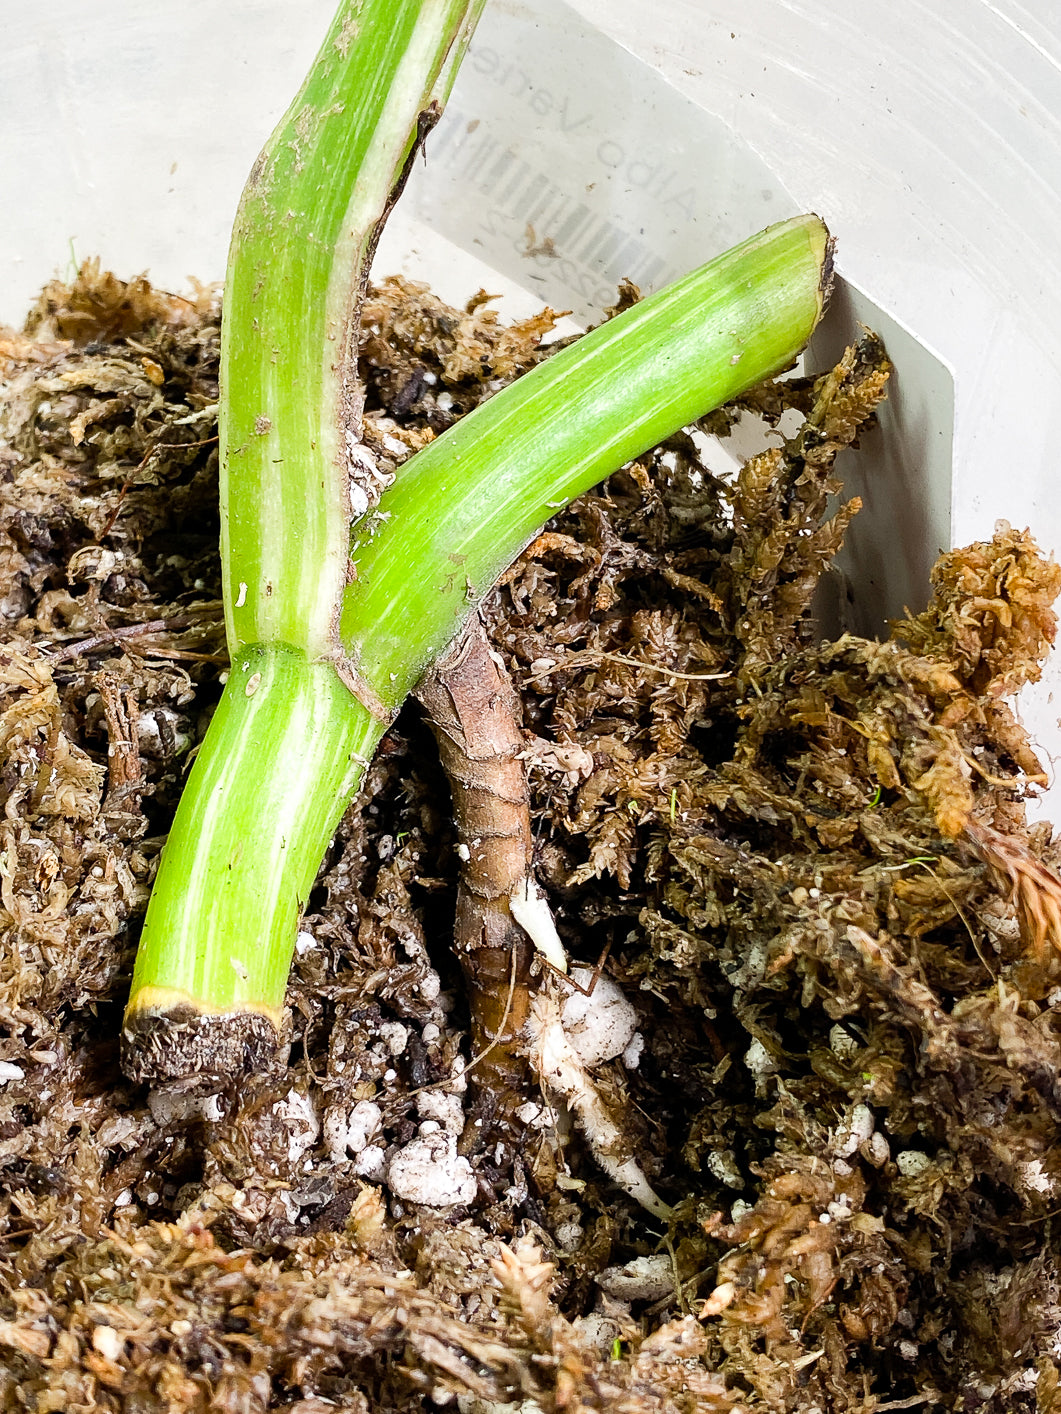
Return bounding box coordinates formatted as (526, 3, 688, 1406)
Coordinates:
(526, 989, 671, 1220)
(509, 877, 568, 974)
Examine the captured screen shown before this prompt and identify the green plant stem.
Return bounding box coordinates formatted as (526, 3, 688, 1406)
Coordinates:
(121, 1, 833, 1088)
(124, 214, 831, 1087)
(124, 0, 486, 1084)
(222, 0, 484, 658)
(341, 215, 832, 707)
(126, 648, 379, 1026)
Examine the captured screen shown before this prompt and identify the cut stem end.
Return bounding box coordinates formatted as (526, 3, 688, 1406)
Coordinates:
(121, 1003, 282, 1093)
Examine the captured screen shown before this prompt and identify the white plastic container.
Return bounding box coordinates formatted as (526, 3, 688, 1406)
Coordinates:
(3, 0, 1061, 795)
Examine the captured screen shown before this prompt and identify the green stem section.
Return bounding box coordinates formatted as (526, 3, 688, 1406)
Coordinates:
(124, 215, 831, 1086)
(342, 215, 832, 709)
(128, 647, 382, 1022)
(221, 0, 484, 658)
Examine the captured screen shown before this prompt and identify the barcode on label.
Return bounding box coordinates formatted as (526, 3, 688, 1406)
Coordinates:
(431, 110, 678, 296)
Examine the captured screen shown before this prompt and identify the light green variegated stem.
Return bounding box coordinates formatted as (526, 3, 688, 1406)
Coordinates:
(221, 0, 486, 657)
(128, 648, 383, 1021)
(125, 210, 830, 1083)
(123, 0, 486, 1083)
(342, 213, 832, 706)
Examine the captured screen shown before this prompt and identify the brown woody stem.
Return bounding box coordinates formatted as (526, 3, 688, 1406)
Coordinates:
(416, 620, 669, 1216)
(415, 618, 542, 1127)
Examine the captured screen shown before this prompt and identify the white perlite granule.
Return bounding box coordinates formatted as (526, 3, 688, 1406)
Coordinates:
(347, 1101, 383, 1153)
(560, 968, 638, 1067)
(386, 1129, 477, 1207)
(834, 1103, 875, 1158)
(377, 1022, 409, 1057)
(354, 1145, 386, 1181)
(896, 1149, 933, 1178)
(743, 1038, 776, 1079)
(417, 1089, 464, 1133)
(596, 1254, 675, 1303)
(323, 1099, 383, 1163)
(271, 1089, 319, 1164)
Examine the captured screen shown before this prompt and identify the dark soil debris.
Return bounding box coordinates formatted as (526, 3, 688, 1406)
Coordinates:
(0, 262, 1060, 1409)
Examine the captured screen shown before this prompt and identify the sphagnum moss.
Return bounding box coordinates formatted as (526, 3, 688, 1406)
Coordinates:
(2, 263, 1061, 1409)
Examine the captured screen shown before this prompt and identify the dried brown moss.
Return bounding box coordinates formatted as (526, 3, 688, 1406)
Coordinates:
(1, 262, 1060, 1409)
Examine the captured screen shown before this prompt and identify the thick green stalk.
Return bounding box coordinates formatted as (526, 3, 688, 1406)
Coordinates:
(221, 0, 483, 656)
(342, 215, 832, 707)
(124, 0, 486, 1084)
(124, 213, 831, 1088)
(123, 648, 384, 1085)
